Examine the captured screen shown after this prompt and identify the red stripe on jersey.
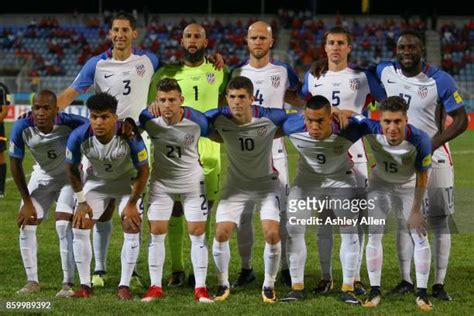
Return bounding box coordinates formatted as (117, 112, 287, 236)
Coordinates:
(363, 94, 375, 111)
(423, 63, 430, 75)
(254, 105, 260, 118)
(406, 125, 413, 139)
(442, 143, 453, 166)
(185, 107, 191, 120)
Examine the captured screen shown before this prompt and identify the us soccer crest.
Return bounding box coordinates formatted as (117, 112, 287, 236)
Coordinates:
(135, 64, 145, 77)
(417, 86, 428, 99)
(333, 145, 344, 154)
(271, 75, 281, 88)
(349, 78, 360, 91)
(184, 134, 195, 146)
(257, 126, 268, 136)
(206, 73, 215, 84)
(402, 156, 411, 165)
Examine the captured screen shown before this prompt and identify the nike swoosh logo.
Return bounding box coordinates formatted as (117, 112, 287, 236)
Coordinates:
(104, 74, 114, 78)
(387, 79, 396, 83)
(221, 128, 232, 132)
(314, 84, 323, 87)
(203, 212, 208, 216)
(296, 144, 310, 149)
(199, 245, 206, 249)
(131, 245, 138, 249)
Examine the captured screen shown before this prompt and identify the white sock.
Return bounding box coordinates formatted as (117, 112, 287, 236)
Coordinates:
(397, 220, 414, 284)
(263, 241, 281, 289)
(119, 233, 140, 287)
(411, 233, 431, 289)
(288, 234, 306, 286)
(212, 239, 230, 287)
(190, 234, 208, 288)
(366, 233, 383, 287)
(430, 216, 451, 285)
(73, 228, 92, 287)
(237, 207, 254, 270)
(355, 223, 365, 281)
(93, 220, 112, 273)
(280, 210, 289, 270)
(19, 225, 38, 283)
(317, 224, 333, 280)
(148, 234, 166, 287)
(340, 234, 359, 288)
(56, 220, 75, 284)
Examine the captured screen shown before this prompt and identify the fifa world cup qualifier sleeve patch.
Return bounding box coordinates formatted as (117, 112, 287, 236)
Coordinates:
(453, 90, 463, 104)
(422, 154, 432, 167)
(138, 148, 148, 162)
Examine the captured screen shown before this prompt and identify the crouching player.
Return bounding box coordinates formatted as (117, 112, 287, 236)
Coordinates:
(65, 92, 149, 299)
(140, 78, 213, 303)
(10, 90, 87, 296)
(350, 96, 433, 311)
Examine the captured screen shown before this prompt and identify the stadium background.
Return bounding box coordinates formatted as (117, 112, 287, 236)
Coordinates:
(1, 0, 473, 314)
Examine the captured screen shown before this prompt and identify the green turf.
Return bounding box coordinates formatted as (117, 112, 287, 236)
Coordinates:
(0, 123, 473, 315)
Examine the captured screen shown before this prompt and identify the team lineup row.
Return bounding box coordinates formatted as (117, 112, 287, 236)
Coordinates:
(3, 10, 468, 312)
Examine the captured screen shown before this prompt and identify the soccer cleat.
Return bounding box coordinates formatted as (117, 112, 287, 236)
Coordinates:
(141, 285, 164, 302)
(416, 291, 433, 311)
(354, 281, 367, 295)
(168, 271, 185, 287)
(91, 271, 106, 288)
(340, 291, 361, 304)
(388, 280, 414, 296)
(362, 287, 381, 308)
(194, 286, 214, 303)
(56, 283, 74, 298)
(130, 271, 145, 290)
(280, 269, 292, 287)
(232, 268, 256, 288)
(73, 285, 92, 298)
(16, 281, 40, 294)
(432, 283, 452, 301)
(117, 286, 133, 300)
(280, 290, 305, 302)
(213, 285, 230, 302)
(312, 279, 334, 294)
(262, 287, 277, 304)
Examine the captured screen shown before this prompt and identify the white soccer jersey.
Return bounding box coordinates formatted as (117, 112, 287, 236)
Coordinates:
(206, 105, 287, 183)
(351, 115, 433, 183)
(66, 121, 148, 181)
(282, 114, 362, 182)
(9, 112, 88, 177)
(231, 60, 300, 159)
(301, 67, 386, 163)
(139, 107, 209, 192)
(375, 62, 465, 166)
(71, 48, 159, 122)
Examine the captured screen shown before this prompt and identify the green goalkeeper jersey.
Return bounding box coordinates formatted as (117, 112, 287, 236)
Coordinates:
(148, 58, 228, 112)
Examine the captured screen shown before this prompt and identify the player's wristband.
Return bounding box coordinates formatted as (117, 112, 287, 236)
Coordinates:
(75, 191, 86, 203)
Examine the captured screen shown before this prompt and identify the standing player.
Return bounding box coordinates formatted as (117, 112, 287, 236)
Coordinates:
(301, 26, 386, 295)
(0, 83, 10, 197)
(65, 93, 149, 299)
(206, 76, 287, 303)
(140, 79, 213, 303)
(9, 90, 88, 297)
(147, 23, 228, 287)
(373, 30, 468, 300)
(58, 11, 159, 288)
(280, 96, 367, 304)
(230, 20, 302, 287)
(357, 96, 434, 311)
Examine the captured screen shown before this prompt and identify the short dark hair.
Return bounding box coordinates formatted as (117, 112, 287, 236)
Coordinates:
(226, 76, 254, 96)
(86, 92, 118, 113)
(323, 26, 352, 45)
(35, 89, 57, 105)
(306, 95, 331, 112)
(112, 11, 136, 29)
(156, 78, 182, 94)
(399, 29, 424, 46)
(379, 96, 409, 114)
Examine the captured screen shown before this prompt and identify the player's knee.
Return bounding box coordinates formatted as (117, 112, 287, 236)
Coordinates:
(73, 219, 93, 230)
(215, 226, 231, 242)
(122, 220, 140, 234)
(188, 224, 206, 236)
(263, 227, 280, 244)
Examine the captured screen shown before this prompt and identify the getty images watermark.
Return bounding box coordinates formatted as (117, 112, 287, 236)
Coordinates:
(287, 196, 385, 227)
